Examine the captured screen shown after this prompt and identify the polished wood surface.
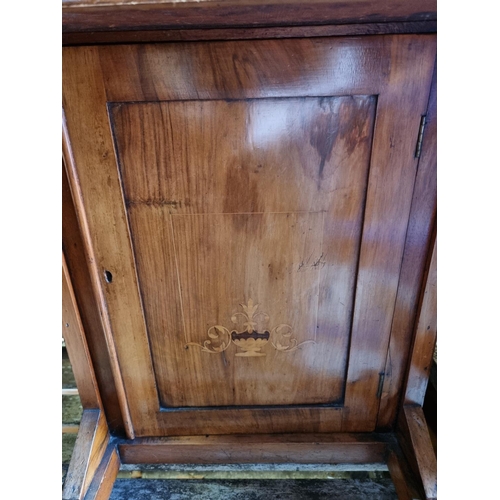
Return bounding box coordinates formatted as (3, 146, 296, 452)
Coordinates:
(63, 410, 110, 500)
(63, 117, 136, 440)
(378, 63, 437, 428)
(63, 164, 126, 436)
(98, 38, 391, 102)
(119, 433, 388, 465)
(63, 35, 436, 437)
(340, 36, 435, 432)
(111, 96, 375, 408)
(63, 0, 437, 34)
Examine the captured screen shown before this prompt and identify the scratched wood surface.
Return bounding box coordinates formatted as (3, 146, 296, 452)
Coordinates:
(111, 96, 375, 408)
(63, 35, 436, 436)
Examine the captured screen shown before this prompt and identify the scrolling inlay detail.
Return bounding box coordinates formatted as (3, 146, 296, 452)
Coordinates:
(186, 299, 316, 357)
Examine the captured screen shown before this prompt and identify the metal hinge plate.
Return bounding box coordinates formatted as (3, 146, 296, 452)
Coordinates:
(414, 115, 427, 159)
(376, 372, 385, 399)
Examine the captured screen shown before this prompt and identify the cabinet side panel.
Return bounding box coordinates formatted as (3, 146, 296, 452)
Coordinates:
(63, 47, 158, 437)
(342, 36, 436, 431)
(63, 163, 126, 435)
(377, 63, 436, 428)
(404, 237, 437, 405)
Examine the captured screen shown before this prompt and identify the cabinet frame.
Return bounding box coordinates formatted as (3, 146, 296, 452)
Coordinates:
(63, 34, 435, 438)
(62, 3, 437, 498)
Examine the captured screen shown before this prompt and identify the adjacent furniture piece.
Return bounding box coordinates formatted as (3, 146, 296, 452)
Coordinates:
(62, 2, 437, 498)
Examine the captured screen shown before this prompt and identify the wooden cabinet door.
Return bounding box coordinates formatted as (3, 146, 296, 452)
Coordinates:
(63, 35, 436, 437)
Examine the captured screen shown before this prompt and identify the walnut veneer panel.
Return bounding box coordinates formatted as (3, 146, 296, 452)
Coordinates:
(111, 96, 375, 408)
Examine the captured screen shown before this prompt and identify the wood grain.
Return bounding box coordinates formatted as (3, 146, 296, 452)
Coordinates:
(119, 433, 388, 465)
(398, 406, 437, 500)
(387, 450, 414, 500)
(111, 96, 375, 408)
(63, 162, 126, 436)
(405, 237, 437, 405)
(112, 97, 375, 214)
(83, 442, 120, 500)
(63, 254, 101, 409)
(63, 21, 437, 46)
(63, 35, 436, 436)
(63, 410, 110, 500)
(62, 0, 437, 34)
(98, 38, 391, 103)
(378, 63, 437, 429)
(341, 36, 436, 432)
(63, 55, 143, 439)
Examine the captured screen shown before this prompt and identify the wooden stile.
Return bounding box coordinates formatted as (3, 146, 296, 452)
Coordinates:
(62, 2, 437, 497)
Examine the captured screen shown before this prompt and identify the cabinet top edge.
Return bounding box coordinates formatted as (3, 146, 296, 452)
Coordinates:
(63, 0, 437, 43)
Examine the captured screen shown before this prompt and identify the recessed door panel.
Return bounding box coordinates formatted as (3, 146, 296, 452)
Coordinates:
(110, 97, 375, 408)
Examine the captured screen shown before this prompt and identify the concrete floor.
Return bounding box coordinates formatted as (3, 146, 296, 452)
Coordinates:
(63, 349, 398, 498)
(109, 478, 397, 499)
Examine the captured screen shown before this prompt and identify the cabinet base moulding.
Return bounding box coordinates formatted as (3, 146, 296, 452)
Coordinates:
(118, 433, 390, 465)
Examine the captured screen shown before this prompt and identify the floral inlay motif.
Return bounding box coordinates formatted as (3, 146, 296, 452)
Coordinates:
(186, 299, 316, 357)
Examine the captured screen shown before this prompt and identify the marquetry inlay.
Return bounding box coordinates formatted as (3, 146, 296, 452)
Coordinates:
(187, 299, 316, 357)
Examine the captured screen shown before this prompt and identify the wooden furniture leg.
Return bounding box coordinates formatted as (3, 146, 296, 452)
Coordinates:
(397, 405, 437, 500)
(84, 441, 121, 500)
(63, 410, 112, 500)
(63, 256, 121, 499)
(387, 449, 416, 500)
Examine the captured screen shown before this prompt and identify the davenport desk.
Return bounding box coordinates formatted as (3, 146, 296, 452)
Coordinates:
(62, 1, 437, 498)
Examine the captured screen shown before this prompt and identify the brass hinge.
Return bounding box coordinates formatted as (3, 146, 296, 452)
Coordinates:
(414, 115, 427, 159)
(376, 372, 385, 399)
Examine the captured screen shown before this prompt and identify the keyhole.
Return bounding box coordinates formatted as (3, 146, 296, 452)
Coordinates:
(104, 270, 113, 283)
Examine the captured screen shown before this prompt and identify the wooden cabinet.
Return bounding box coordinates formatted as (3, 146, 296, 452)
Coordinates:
(62, 2, 437, 498)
